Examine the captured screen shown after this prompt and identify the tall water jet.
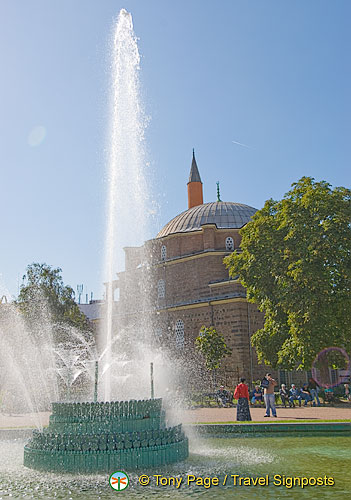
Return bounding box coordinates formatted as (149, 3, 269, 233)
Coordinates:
(103, 9, 150, 401)
(22, 9, 190, 473)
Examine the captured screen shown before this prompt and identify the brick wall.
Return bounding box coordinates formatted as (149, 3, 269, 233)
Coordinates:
(114, 224, 304, 390)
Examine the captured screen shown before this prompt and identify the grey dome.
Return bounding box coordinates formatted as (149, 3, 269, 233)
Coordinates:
(157, 201, 257, 238)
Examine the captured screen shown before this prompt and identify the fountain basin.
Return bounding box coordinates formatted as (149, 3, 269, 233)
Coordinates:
(0, 435, 348, 498)
(24, 399, 188, 473)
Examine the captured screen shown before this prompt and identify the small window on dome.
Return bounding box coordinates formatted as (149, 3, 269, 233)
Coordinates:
(157, 279, 165, 298)
(175, 319, 184, 349)
(225, 237, 234, 251)
(161, 245, 167, 261)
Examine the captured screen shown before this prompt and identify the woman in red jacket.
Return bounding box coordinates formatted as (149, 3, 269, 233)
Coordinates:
(234, 377, 252, 421)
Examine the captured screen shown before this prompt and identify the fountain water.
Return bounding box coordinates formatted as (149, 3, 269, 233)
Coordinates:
(95, 8, 181, 405)
(22, 8, 189, 472)
(0, 294, 58, 429)
(102, 7, 151, 402)
(53, 348, 84, 401)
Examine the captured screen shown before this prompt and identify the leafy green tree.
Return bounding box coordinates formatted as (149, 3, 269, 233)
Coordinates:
(16, 263, 92, 337)
(224, 177, 351, 371)
(195, 326, 232, 387)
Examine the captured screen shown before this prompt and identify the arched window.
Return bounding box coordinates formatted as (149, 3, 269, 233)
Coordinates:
(161, 245, 167, 261)
(157, 279, 165, 298)
(225, 237, 234, 251)
(175, 319, 184, 349)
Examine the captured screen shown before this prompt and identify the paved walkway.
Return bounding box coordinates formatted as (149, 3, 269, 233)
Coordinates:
(0, 412, 50, 429)
(181, 405, 351, 423)
(0, 406, 350, 429)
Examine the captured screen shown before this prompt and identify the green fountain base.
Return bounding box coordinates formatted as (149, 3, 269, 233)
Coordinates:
(24, 399, 188, 473)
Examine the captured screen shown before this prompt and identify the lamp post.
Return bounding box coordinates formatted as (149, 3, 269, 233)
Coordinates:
(94, 361, 99, 402)
(150, 362, 154, 399)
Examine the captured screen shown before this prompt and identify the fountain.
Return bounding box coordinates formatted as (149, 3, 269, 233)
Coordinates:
(23, 398, 188, 473)
(21, 8, 189, 473)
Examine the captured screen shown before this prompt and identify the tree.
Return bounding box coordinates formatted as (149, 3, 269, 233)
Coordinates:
(195, 326, 232, 387)
(16, 263, 93, 338)
(224, 177, 351, 371)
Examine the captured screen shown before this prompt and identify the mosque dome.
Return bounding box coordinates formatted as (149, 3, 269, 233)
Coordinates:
(156, 201, 257, 238)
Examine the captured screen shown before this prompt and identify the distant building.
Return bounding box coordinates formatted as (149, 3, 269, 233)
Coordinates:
(78, 300, 104, 324)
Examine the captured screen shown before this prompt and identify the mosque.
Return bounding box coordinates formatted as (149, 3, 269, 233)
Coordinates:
(81, 152, 307, 388)
(113, 151, 273, 388)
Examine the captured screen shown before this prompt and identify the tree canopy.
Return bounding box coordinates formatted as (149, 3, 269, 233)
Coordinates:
(224, 177, 351, 370)
(16, 263, 92, 335)
(195, 326, 232, 372)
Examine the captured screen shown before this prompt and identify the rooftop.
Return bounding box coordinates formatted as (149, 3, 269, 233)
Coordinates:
(157, 201, 257, 238)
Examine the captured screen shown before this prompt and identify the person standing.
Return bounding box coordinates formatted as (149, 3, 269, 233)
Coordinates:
(308, 377, 321, 406)
(263, 373, 277, 417)
(234, 378, 252, 421)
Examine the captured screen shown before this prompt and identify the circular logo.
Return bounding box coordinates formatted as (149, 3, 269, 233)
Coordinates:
(109, 471, 130, 491)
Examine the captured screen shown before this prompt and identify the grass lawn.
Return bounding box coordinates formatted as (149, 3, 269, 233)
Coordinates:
(193, 418, 351, 424)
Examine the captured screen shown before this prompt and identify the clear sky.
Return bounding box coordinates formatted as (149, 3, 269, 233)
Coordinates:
(0, 1, 350, 300)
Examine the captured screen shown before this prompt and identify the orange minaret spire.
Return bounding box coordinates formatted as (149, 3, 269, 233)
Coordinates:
(187, 149, 203, 209)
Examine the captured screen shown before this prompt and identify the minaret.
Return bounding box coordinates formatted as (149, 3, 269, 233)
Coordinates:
(187, 149, 203, 209)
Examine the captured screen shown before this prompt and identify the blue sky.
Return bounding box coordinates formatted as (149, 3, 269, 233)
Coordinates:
(0, 1, 350, 300)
